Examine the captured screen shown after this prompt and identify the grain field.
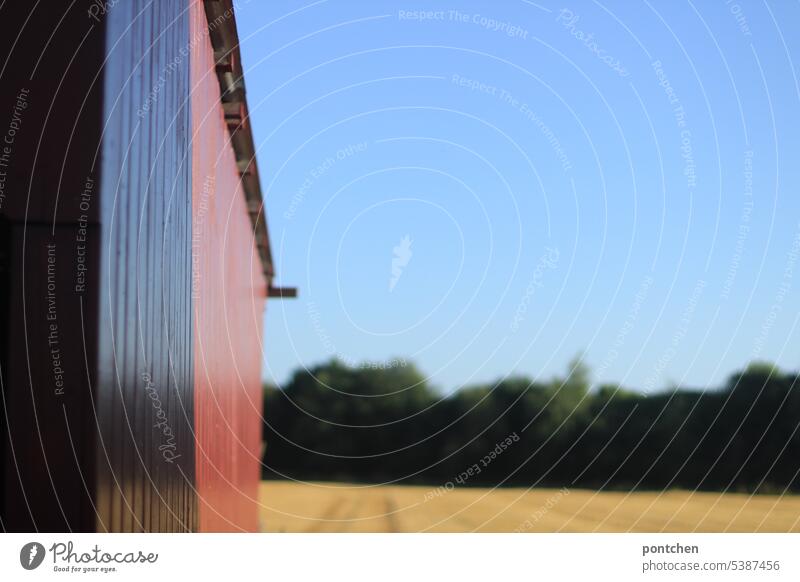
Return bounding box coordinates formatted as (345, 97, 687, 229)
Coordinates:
(259, 481, 800, 533)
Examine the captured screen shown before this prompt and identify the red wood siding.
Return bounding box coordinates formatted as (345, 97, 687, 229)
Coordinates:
(0, 0, 267, 533)
(190, 0, 267, 532)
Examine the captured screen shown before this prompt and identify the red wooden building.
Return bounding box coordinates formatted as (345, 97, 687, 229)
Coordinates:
(0, 0, 284, 532)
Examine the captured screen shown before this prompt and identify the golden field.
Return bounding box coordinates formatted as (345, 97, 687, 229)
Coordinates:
(259, 481, 800, 533)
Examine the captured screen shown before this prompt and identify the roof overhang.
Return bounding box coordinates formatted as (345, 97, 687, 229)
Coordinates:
(203, 0, 275, 283)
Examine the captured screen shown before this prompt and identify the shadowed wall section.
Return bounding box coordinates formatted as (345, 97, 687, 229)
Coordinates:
(0, 0, 104, 532)
(95, 1, 196, 532)
(190, 0, 267, 532)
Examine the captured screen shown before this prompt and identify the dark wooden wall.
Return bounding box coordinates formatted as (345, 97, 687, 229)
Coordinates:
(94, 0, 196, 532)
(0, 1, 104, 532)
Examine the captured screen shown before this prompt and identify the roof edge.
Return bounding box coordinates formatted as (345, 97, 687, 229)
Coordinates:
(203, 0, 274, 282)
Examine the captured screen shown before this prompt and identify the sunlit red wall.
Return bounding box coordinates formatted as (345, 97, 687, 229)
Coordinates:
(190, 0, 267, 532)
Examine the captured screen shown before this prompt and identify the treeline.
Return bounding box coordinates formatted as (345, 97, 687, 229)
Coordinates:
(262, 359, 800, 492)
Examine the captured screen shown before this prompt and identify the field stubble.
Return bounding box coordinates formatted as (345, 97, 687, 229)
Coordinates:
(259, 481, 800, 533)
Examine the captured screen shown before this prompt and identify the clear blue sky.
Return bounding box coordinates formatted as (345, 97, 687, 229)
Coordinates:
(236, 0, 800, 392)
